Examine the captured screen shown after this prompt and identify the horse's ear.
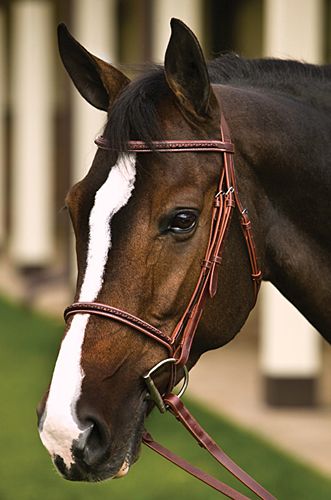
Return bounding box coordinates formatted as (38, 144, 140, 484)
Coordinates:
(165, 18, 211, 119)
(57, 23, 130, 111)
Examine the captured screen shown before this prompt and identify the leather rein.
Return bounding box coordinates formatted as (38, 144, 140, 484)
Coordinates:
(64, 115, 274, 499)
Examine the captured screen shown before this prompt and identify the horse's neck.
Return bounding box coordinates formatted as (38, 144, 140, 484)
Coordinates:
(264, 207, 331, 342)
(217, 84, 331, 342)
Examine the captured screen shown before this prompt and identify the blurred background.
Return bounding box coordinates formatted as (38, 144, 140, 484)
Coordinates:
(0, 0, 330, 494)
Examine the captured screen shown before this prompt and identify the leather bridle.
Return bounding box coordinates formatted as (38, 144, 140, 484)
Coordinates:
(63, 115, 274, 499)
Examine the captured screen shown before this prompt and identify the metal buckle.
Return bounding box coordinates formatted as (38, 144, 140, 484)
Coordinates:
(143, 358, 189, 413)
(225, 186, 234, 195)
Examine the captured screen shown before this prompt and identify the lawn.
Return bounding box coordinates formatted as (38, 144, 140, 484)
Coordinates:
(1, 296, 331, 500)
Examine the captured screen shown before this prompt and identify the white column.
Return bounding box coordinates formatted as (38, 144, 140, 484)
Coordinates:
(152, 0, 202, 62)
(264, 0, 323, 63)
(260, 284, 320, 376)
(70, 0, 117, 281)
(0, 9, 6, 248)
(9, 1, 55, 266)
(71, 0, 117, 184)
(261, 0, 323, 405)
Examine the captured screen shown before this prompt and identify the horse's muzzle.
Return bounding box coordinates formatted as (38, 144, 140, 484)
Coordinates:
(51, 408, 145, 482)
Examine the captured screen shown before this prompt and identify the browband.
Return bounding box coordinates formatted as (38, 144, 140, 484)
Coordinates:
(95, 136, 235, 154)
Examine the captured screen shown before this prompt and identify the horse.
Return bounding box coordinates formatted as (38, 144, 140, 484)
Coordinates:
(37, 17, 331, 495)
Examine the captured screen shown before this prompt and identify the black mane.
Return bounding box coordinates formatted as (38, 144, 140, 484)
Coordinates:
(208, 53, 331, 87)
(104, 54, 331, 152)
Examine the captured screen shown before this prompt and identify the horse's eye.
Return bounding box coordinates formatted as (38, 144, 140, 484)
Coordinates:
(169, 210, 198, 234)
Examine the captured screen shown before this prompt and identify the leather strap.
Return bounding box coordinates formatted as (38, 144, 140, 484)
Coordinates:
(220, 115, 262, 302)
(142, 433, 250, 499)
(168, 114, 261, 367)
(143, 394, 276, 500)
(64, 301, 174, 354)
(95, 136, 235, 153)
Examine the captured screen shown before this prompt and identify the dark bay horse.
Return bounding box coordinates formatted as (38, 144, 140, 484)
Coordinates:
(38, 18, 331, 488)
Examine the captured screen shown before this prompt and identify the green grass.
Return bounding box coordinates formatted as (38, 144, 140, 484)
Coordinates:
(1, 296, 331, 500)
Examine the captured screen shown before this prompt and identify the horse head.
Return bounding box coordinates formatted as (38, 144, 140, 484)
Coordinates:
(37, 19, 259, 482)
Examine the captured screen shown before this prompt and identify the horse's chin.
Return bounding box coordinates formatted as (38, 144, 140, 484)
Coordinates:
(53, 451, 135, 482)
(113, 458, 130, 478)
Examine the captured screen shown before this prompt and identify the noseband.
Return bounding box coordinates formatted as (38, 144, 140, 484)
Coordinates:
(63, 115, 274, 499)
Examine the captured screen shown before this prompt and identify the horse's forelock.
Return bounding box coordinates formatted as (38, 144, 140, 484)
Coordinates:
(104, 67, 171, 152)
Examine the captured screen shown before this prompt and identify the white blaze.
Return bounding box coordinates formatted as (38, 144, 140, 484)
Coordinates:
(40, 154, 136, 467)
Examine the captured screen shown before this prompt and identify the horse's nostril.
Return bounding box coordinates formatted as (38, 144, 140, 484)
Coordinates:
(77, 416, 111, 467)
